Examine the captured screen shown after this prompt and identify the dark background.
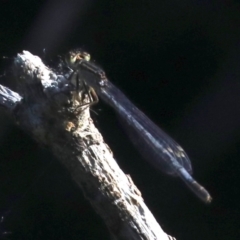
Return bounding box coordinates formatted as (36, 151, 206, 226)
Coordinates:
(0, 0, 239, 239)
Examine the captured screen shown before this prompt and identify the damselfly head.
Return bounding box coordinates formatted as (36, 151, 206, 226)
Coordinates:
(65, 49, 91, 69)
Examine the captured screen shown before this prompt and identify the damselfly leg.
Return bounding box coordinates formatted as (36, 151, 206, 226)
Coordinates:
(67, 56, 99, 113)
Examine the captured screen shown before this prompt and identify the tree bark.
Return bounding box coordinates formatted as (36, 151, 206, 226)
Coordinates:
(0, 51, 176, 240)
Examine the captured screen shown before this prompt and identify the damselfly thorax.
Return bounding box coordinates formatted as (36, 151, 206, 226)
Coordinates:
(65, 50, 99, 112)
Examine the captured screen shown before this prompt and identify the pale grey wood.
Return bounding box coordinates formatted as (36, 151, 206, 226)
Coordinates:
(0, 51, 176, 240)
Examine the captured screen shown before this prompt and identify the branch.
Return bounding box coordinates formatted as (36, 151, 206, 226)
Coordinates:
(1, 51, 176, 240)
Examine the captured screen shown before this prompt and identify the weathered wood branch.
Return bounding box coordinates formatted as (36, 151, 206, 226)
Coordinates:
(0, 51, 176, 240)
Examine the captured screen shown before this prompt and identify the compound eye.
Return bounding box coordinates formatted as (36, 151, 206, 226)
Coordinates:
(65, 53, 77, 68)
(70, 54, 77, 63)
(83, 52, 91, 61)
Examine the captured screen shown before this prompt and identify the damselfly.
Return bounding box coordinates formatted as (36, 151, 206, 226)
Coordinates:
(65, 49, 212, 203)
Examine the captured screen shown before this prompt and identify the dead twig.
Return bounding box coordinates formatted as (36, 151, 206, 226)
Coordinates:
(0, 51, 176, 240)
